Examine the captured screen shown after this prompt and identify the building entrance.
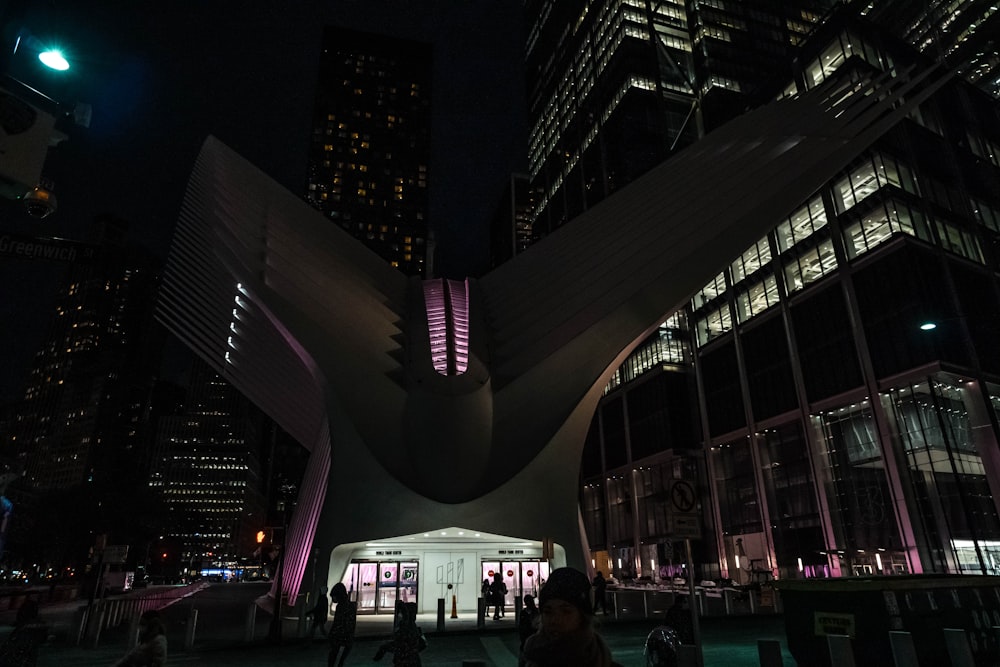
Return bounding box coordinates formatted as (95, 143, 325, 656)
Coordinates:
(345, 560, 419, 614)
(481, 560, 550, 612)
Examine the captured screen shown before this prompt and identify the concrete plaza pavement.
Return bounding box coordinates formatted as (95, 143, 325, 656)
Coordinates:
(10, 582, 796, 666)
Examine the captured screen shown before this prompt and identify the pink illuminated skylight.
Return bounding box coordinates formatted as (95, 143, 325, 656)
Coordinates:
(423, 279, 470, 375)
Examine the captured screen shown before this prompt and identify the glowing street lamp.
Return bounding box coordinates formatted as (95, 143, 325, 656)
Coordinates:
(919, 322, 938, 331)
(38, 48, 68, 71)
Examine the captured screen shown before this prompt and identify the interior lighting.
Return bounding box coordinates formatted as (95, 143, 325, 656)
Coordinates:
(919, 322, 938, 330)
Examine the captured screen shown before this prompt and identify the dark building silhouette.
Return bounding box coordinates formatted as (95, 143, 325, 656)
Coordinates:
(305, 27, 433, 277)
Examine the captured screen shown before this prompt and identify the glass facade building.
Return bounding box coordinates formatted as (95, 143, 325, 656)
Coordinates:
(573, 13, 1000, 583)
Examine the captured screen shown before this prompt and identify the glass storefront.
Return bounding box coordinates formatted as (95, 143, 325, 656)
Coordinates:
(342, 560, 419, 614)
(480, 560, 549, 609)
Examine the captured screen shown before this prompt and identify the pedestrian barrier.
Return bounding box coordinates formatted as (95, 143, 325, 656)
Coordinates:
(814, 628, 984, 667)
(74, 581, 211, 647)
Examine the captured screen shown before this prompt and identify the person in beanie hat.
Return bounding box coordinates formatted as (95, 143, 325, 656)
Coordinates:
(521, 567, 622, 667)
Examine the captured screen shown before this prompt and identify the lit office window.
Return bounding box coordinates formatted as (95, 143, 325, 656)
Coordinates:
(843, 196, 928, 259)
(735, 274, 779, 323)
(696, 304, 732, 346)
(692, 272, 727, 309)
(833, 153, 918, 214)
(776, 196, 828, 253)
(731, 236, 772, 283)
(784, 237, 837, 293)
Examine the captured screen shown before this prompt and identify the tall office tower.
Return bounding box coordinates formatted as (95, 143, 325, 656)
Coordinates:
(852, 0, 1000, 98)
(150, 358, 266, 572)
(581, 8, 1000, 586)
(487, 173, 539, 270)
(305, 27, 432, 277)
(523, 0, 835, 238)
(10, 219, 162, 493)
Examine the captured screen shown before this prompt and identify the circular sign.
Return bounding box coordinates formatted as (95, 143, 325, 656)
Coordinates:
(487, 570, 495, 578)
(384, 571, 392, 579)
(507, 570, 513, 577)
(526, 570, 534, 577)
(671, 480, 696, 512)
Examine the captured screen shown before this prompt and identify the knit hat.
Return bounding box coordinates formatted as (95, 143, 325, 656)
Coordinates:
(539, 567, 592, 616)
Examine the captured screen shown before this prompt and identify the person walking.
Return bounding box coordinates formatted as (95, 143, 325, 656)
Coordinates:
(307, 587, 329, 640)
(0, 600, 48, 667)
(111, 610, 167, 667)
(373, 601, 427, 666)
(517, 594, 539, 666)
(490, 572, 507, 620)
(522, 567, 622, 667)
(592, 571, 608, 614)
(327, 583, 357, 667)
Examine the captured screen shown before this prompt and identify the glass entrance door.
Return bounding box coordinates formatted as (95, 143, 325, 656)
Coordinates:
(343, 561, 419, 614)
(481, 560, 550, 611)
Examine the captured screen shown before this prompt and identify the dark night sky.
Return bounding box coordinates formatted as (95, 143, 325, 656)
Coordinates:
(0, 0, 527, 404)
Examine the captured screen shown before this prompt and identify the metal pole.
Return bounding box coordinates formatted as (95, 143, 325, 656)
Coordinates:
(685, 538, 703, 667)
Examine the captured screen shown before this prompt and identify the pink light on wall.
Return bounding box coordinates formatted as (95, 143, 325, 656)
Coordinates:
(423, 278, 469, 375)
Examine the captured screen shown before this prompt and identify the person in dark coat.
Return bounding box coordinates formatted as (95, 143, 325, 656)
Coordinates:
(517, 594, 539, 665)
(327, 583, 357, 667)
(0, 600, 48, 667)
(522, 567, 622, 667)
(307, 587, 329, 639)
(663, 595, 694, 646)
(490, 572, 508, 620)
(374, 601, 427, 666)
(112, 609, 167, 667)
(592, 571, 608, 614)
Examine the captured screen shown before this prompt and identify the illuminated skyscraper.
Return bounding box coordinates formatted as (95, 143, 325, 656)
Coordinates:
(852, 0, 1000, 98)
(523, 0, 836, 237)
(149, 358, 267, 570)
(305, 27, 432, 277)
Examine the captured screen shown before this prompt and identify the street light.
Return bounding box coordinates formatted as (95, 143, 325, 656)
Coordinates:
(37, 48, 68, 71)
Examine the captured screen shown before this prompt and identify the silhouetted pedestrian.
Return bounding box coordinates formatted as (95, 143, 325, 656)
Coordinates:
(327, 583, 357, 667)
(517, 594, 539, 666)
(111, 609, 167, 667)
(0, 600, 48, 667)
(592, 571, 608, 614)
(307, 587, 329, 639)
(374, 601, 427, 666)
(490, 572, 507, 620)
(663, 596, 693, 645)
(522, 567, 622, 667)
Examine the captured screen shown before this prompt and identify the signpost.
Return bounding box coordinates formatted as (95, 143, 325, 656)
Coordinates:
(669, 479, 704, 667)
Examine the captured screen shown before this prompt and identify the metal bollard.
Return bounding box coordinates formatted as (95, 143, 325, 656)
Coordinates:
(943, 628, 974, 667)
(184, 607, 198, 649)
(245, 602, 257, 643)
(127, 612, 141, 650)
(437, 598, 446, 632)
(89, 605, 106, 649)
(477, 597, 486, 629)
(723, 589, 734, 616)
(757, 639, 782, 667)
(889, 630, 918, 667)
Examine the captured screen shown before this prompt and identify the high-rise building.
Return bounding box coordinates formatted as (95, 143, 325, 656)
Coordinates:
(9, 219, 162, 492)
(579, 9, 1000, 583)
(149, 357, 267, 572)
(523, 0, 836, 237)
(0, 219, 164, 568)
(851, 0, 1000, 98)
(304, 27, 432, 277)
